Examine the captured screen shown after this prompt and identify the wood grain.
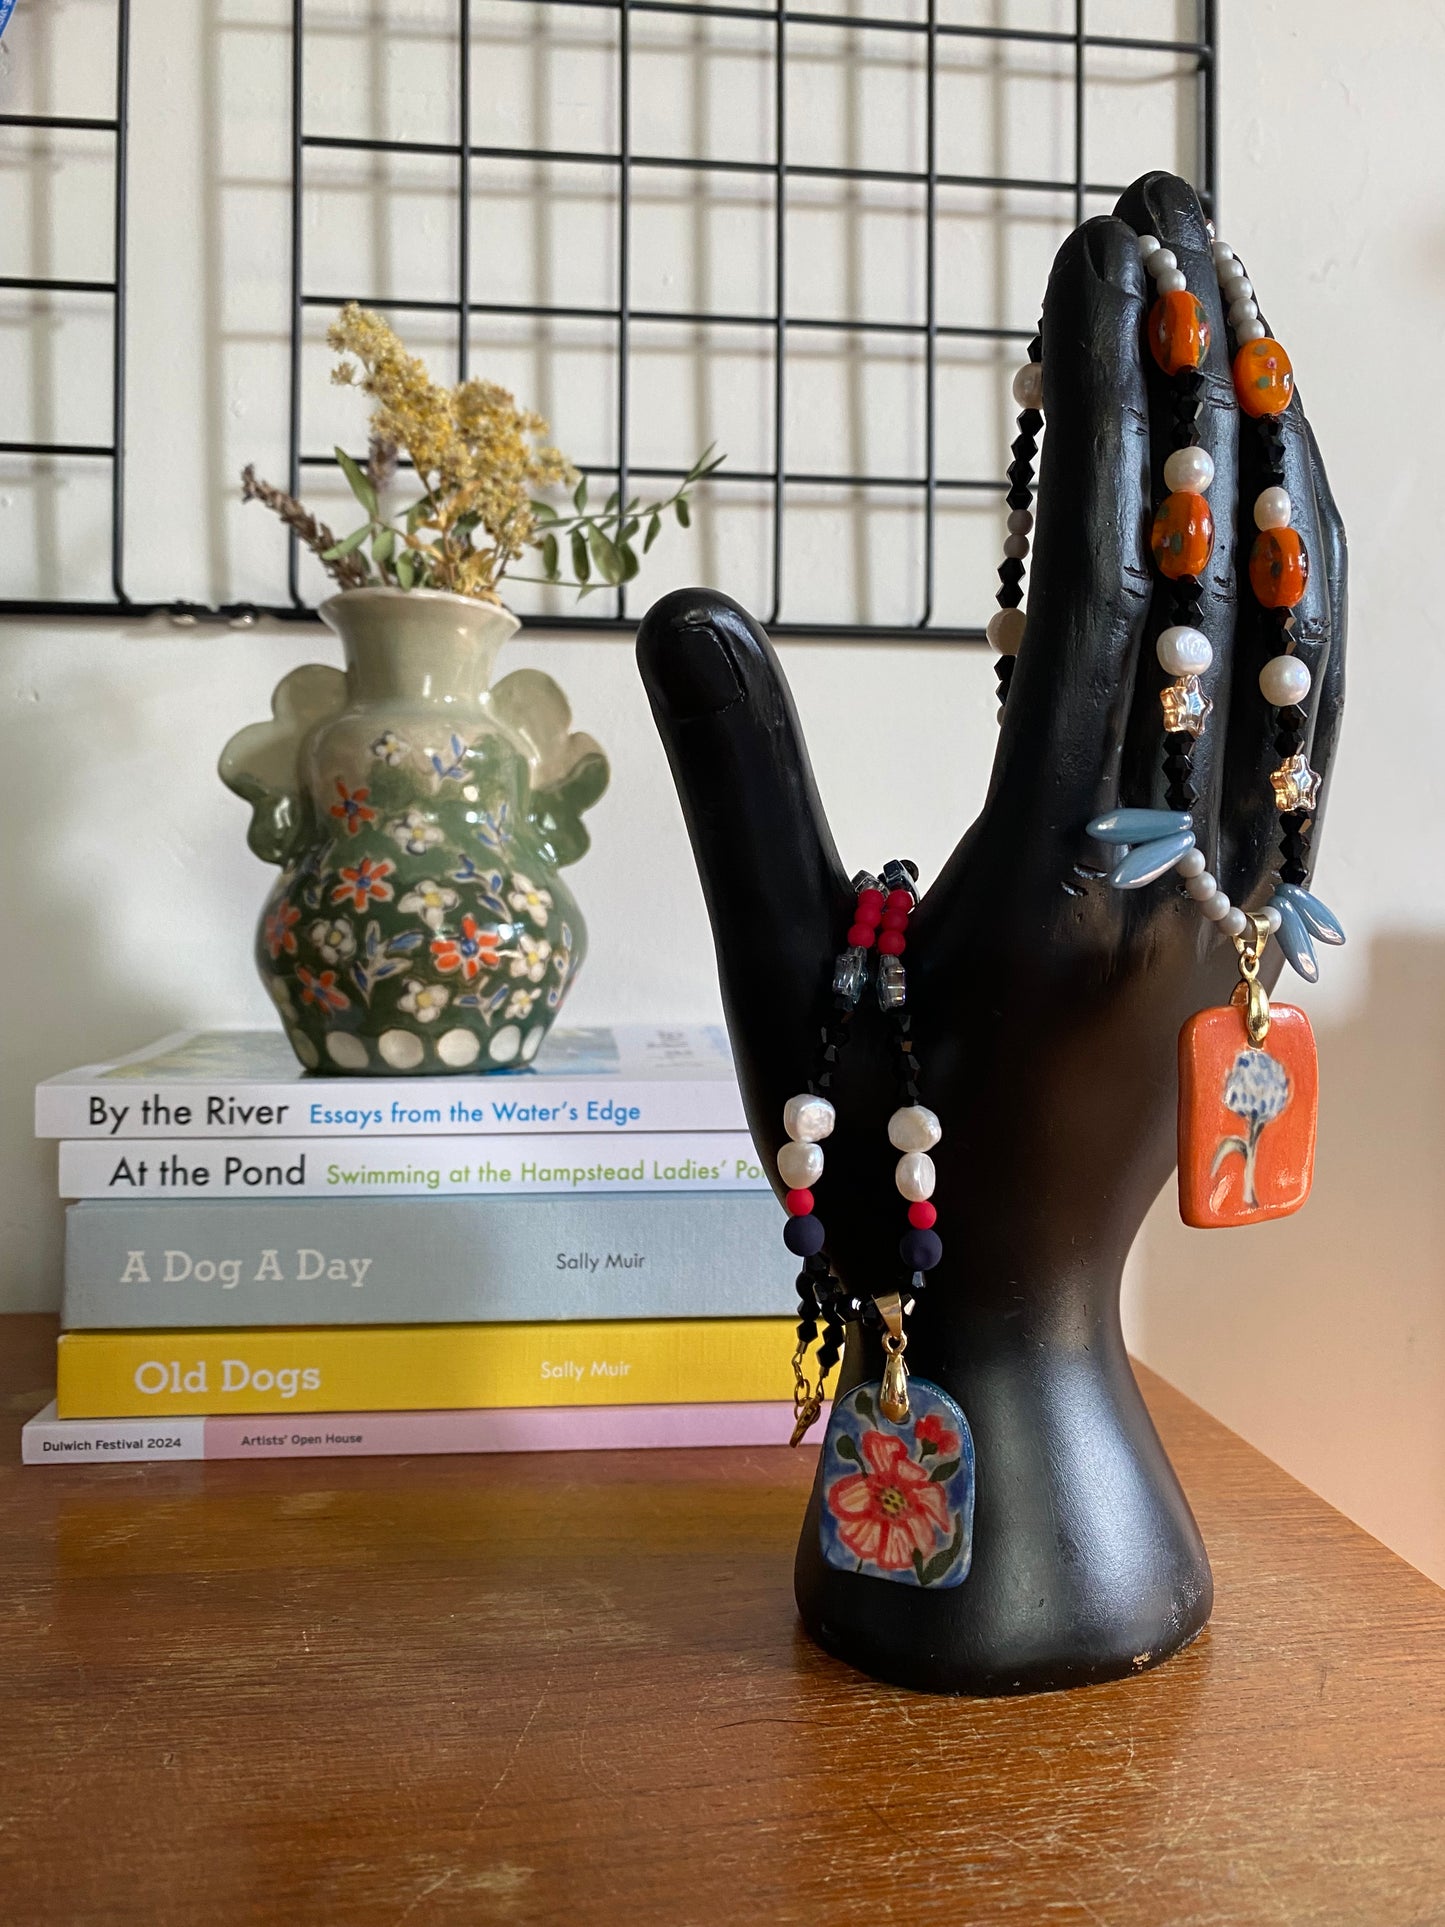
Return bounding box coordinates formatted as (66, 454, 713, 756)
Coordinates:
(2, 1312, 1443, 1926)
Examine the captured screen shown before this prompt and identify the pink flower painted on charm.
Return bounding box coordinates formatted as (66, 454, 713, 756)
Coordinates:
(913, 1413, 960, 1459)
(262, 899, 301, 960)
(825, 1430, 952, 1571)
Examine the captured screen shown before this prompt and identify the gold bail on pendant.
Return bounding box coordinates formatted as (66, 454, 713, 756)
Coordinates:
(1231, 910, 1274, 1047)
(876, 1290, 911, 1422)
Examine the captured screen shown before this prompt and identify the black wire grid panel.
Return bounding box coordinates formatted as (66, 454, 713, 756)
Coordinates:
(0, 0, 1217, 638)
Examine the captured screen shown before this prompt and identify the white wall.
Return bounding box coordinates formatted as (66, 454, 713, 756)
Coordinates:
(3, 1, 1444, 1585)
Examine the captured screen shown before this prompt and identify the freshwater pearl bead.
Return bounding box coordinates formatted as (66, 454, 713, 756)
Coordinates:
(888, 1104, 941, 1153)
(1006, 508, 1033, 535)
(1012, 362, 1044, 410)
(1156, 268, 1187, 295)
(1185, 870, 1218, 901)
(1200, 890, 1233, 921)
(1220, 907, 1249, 939)
(1228, 296, 1259, 328)
(987, 606, 1026, 655)
(1259, 654, 1312, 706)
(1145, 247, 1177, 278)
(1138, 233, 1161, 260)
(1156, 624, 1213, 675)
(895, 1152, 937, 1202)
(777, 1139, 824, 1189)
(1222, 273, 1252, 304)
(1163, 445, 1215, 494)
(1003, 532, 1030, 560)
(1176, 846, 1207, 879)
(783, 1093, 835, 1143)
(1237, 318, 1266, 342)
(1263, 904, 1283, 933)
(1211, 240, 1236, 271)
(1254, 487, 1291, 530)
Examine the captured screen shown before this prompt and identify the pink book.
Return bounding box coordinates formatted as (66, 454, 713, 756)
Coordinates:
(20, 1398, 825, 1464)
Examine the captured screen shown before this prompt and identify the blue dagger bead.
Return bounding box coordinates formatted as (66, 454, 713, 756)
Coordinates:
(1109, 829, 1197, 889)
(1275, 884, 1345, 946)
(1086, 808, 1195, 845)
(1272, 898, 1320, 983)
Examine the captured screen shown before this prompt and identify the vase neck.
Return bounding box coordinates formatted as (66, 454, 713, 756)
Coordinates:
(322, 591, 520, 707)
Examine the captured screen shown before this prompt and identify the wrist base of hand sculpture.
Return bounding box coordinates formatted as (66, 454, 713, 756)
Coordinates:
(636, 173, 1343, 1697)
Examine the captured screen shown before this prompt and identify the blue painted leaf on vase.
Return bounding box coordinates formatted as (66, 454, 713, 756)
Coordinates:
(1086, 808, 1194, 844)
(1109, 829, 1197, 889)
(1272, 897, 1320, 983)
(819, 1378, 975, 1588)
(1275, 884, 1345, 946)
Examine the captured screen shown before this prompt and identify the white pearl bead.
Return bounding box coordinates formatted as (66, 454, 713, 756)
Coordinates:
(1211, 239, 1236, 272)
(1237, 318, 1266, 342)
(1201, 890, 1233, 921)
(1263, 904, 1283, 934)
(1156, 268, 1188, 295)
(1006, 508, 1033, 535)
(895, 1152, 937, 1203)
(1254, 486, 1291, 530)
(1137, 233, 1161, 261)
(1176, 847, 1207, 879)
(1220, 907, 1249, 939)
(777, 1139, 823, 1188)
(1185, 870, 1217, 901)
(888, 1104, 942, 1153)
(1163, 445, 1215, 494)
(986, 607, 1026, 656)
(1003, 532, 1030, 561)
(1011, 362, 1044, 410)
(783, 1093, 835, 1143)
(1259, 655, 1312, 706)
(1222, 273, 1252, 304)
(1156, 624, 1213, 676)
(1228, 296, 1259, 329)
(1145, 247, 1177, 279)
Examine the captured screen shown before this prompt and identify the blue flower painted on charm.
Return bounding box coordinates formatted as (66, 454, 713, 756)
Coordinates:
(820, 1379, 975, 1588)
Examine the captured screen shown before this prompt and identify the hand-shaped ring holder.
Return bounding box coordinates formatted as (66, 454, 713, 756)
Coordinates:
(636, 172, 1346, 1696)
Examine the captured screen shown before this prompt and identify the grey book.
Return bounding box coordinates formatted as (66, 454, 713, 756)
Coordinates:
(62, 1193, 796, 1330)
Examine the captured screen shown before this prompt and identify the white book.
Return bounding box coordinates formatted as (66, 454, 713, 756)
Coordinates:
(36, 1024, 748, 1139)
(58, 1131, 768, 1200)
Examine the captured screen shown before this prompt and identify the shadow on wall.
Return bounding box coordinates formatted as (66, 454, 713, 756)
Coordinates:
(1129, 934, 1445, 1588)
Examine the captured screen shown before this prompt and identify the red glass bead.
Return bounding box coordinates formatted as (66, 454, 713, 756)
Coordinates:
(907, 1200, 937, 1229)
(880, 907, 910, 932)
(846, 922, 875, 948)
(1249, 527, 1309, 610)
(877, 930, 907, 956)
(885, 889, 913, 912)
(784, 1188, 815, 1216)
(1151, 491, 1214, 580)
(1233, 337, 1294, 418)
(1147, 289, 1211, 376)
(855, 888, 885, 923)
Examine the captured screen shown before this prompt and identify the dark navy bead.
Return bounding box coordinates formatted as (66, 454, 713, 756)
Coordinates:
(900, 1227, 943, 1271)
(783, 1214, 826, 1258)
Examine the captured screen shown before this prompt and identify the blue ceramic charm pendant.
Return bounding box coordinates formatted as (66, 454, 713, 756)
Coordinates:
(819, 1378, 975, 1588)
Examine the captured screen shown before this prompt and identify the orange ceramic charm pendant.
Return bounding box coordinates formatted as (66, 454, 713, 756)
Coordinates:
(1178, 1002, 1318, 1228)
(1148, 290, 1211, 375)
(1249, 526, 1310, 608)
(1233, 336, 1294, 417)
(1150, 491, 1214, 579)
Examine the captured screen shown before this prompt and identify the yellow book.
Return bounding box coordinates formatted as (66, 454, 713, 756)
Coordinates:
(55, 1319, 793, 1419)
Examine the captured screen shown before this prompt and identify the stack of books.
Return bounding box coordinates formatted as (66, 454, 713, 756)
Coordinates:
(25, 1025, 803, 1465)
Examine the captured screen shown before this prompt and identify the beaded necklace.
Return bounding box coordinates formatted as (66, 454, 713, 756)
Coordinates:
(782, 862, 975, 1592)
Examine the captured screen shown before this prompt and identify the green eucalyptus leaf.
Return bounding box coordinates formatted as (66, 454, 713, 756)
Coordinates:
(604, 489, 619, 513)
(405, 499, 432, 534)
(621, 516, 639, 541)
(320, 524, 370, 560)
(675, 496, 691, 529)
(395, 549, 416, 589)
(573, 475, 589, 512)
(371, 526, 396, 567)
(643, 512, 662, 553)
(334, 446, 378, 517)
(571, 528, 590, 582)
(588, 525, 623, 584)
(531, 499, 559, 523)
(618, 540, 639, 582)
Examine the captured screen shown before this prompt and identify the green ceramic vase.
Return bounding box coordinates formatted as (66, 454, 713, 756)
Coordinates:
(220, 588, 608, 1075)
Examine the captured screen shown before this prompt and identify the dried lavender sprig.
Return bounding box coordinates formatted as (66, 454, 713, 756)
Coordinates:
(239, 465, 370, 589)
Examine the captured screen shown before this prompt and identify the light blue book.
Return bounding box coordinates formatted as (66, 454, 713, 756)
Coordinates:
(62, 1193, 797, 1330)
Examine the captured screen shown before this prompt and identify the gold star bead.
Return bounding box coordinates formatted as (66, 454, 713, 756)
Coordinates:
(1270, 754, 1322, 813)
(1160, 674, 1213, 737)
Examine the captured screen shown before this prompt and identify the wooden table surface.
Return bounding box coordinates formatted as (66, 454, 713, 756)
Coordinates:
(2, 1313, 1443, 1927)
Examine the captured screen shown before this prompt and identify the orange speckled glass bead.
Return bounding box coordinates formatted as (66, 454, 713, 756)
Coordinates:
(1178, 1002, 1318, 1228)
(1151, 491, 1214, 580)
(1233, 337, 1294, 417)
(1249, 526, 1310, 609)
(1148, 290, 1212, 376)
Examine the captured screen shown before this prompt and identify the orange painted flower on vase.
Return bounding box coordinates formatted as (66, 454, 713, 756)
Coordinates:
(1148, 290, 1212, 376)
(1151, 491, 1214, 580)
(1178, 1002, 1319, 1228)
(1233, 337, 1294, 417)
(1249, 527, 1310, 609)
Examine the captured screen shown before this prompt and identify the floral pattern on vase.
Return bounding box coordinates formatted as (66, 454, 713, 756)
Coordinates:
(819, 1378, 975, 1588)
(220, 588, 608, 1075)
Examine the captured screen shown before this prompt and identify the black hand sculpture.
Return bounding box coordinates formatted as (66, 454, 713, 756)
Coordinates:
(636, 173, 1346, 1695)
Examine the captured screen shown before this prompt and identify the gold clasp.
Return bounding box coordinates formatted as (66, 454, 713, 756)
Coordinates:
(1231, 910, 1273, 1047)
(876, 1290, 911, 1422)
